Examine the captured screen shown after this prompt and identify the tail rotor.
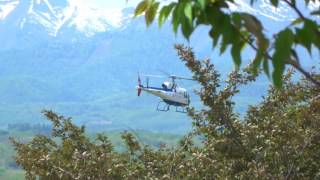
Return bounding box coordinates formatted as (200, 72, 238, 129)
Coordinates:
(137, 73, 142, 96)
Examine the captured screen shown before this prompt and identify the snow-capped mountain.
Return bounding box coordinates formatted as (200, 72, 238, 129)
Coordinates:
(0, 0, 132, 37)
(1, 0, 317, 38)
(229, 0, 293, 21)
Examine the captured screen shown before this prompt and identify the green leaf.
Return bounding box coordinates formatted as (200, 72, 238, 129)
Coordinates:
(134, 0, 148, 16)
(272, 29, 294, 87)
(270, 0, 279, 7)
(184, 3, 193, 26)
(197, 0, 207, 10)
(206, 7, 224, 47)
(145, 2, 159, 26)
(172, 3, 184, 34)
(181, 13, 194, 39)
(231, 41, 244, 69)
(220, 26, 231, 54)
(296, 28, 312, 54)
(219, 16, 235, 55)
(290, 18, 303, 26)
(240, 13, 263, 38)
(305, 20, 320, 49)
(295, 20, 320, 54)
(231, 13, 242, 28)
(209, 28, 221, 47)
(290, 49, 299, 63)
(158, 3, 176, 27)
(220, 42, 228, 55)
(251, 50, 263, 75)
(240, 13, 268, 50)
(263, 58, 270, 77)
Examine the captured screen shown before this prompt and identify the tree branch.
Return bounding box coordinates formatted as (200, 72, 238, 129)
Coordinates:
(287, 60, 320, 87)
(283, 0, 306, 20)
(237, 29, 320, 87)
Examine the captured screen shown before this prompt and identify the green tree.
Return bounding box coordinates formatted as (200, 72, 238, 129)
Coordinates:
(133, 0, 320, 87)
(11, 45, 320, 179)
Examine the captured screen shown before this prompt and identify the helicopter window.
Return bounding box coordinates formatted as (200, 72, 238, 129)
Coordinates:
(162, 83, 167, 90)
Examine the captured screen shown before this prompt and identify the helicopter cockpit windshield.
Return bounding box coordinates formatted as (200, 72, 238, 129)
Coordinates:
(161, 81, 173, 90)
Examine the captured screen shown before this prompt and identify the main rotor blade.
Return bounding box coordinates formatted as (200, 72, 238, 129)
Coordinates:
(173, 76, 196, 81)
(141, 74, 165, 78)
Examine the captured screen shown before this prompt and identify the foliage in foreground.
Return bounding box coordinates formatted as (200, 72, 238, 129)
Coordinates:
(11, 45, 320, 179)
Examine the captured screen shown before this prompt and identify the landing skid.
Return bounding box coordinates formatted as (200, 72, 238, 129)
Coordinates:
(156, 101, 188, 113)
(157, 101, 170, 112)
(175, 106, 188, 113)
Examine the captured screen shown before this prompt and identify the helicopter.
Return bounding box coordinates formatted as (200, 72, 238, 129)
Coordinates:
(136, 73, 195, 113)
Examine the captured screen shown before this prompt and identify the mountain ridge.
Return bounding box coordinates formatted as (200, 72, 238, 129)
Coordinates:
(0, 0, 132, 37)
(2, 0, 313, 38)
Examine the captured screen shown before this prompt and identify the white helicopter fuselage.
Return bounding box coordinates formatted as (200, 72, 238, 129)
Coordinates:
(139, 86, 190, 106)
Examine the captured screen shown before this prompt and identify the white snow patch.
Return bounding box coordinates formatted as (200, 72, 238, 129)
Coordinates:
(228, 0, 258, 14)
(22, 0, 132, 36)
(0, 0, 19, 20)
(67, 0, 133, 36)
(228, 0, 294, 21)
(309, 1, 320, 11)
